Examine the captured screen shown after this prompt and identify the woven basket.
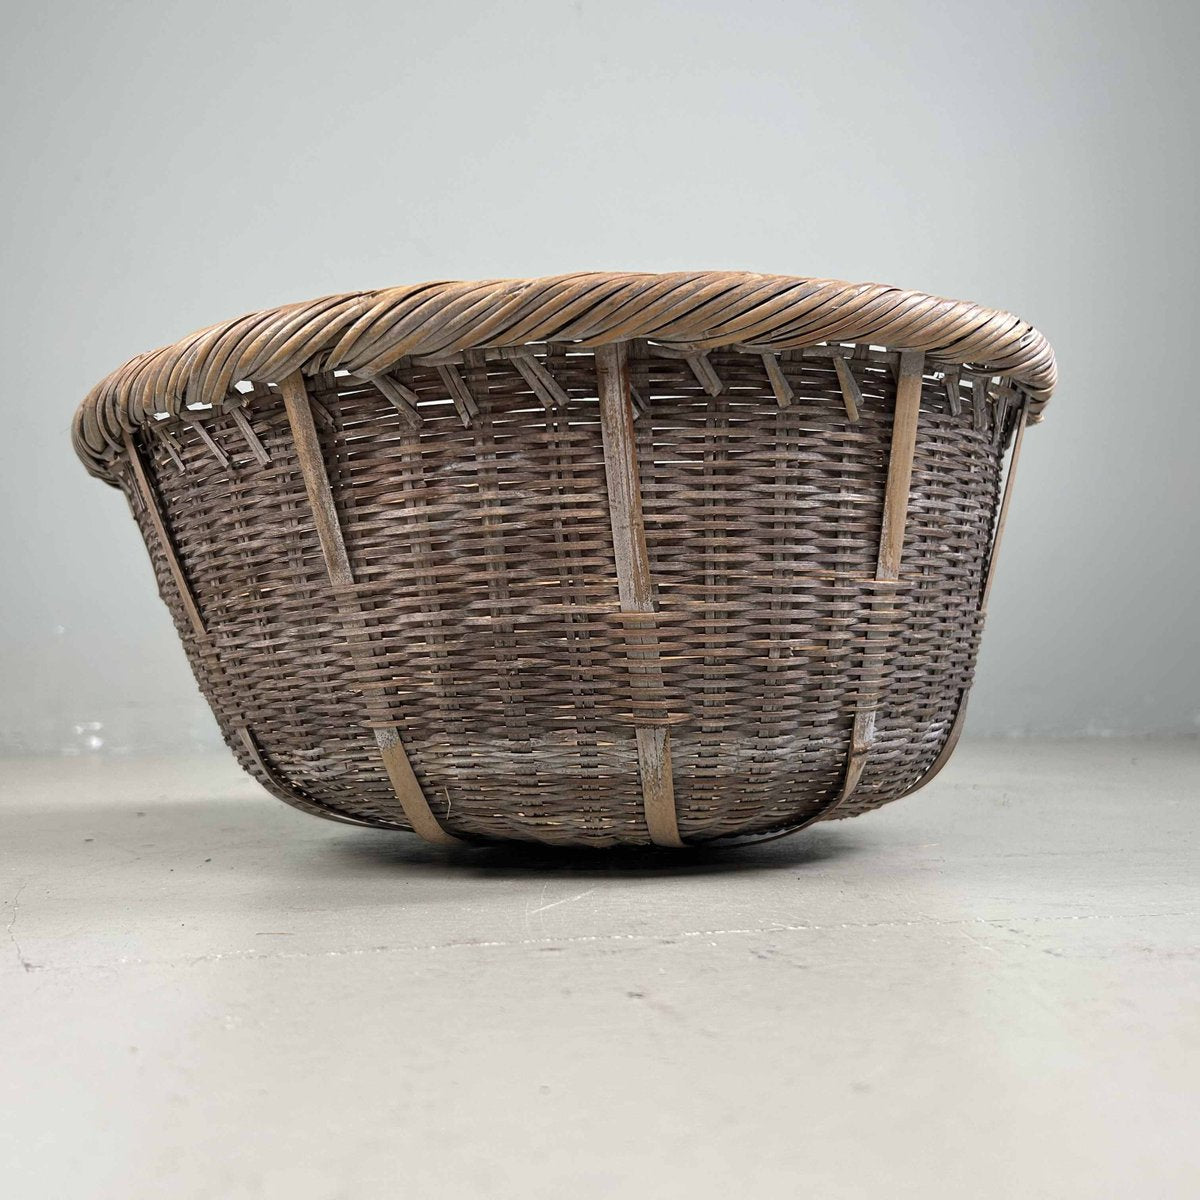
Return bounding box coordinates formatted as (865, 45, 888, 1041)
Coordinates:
(75, 272, 1055, 847)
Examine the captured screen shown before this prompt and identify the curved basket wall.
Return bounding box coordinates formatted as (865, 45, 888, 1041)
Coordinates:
(75, 273, 1052, 847)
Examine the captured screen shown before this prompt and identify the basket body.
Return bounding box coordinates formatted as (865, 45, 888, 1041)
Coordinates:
(111, 340, 1018, 845)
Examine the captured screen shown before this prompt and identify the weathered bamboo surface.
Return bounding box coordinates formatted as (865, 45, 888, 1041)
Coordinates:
(79, 273, 1049, 846)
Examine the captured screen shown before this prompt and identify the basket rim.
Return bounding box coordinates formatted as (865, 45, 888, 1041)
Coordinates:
(73, 270, 1056, 479)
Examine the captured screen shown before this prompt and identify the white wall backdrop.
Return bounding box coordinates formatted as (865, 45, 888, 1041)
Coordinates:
(2, 0, 1197, 755)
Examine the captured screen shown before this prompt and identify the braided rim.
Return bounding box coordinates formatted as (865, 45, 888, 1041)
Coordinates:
(74, 270, 1055, 479)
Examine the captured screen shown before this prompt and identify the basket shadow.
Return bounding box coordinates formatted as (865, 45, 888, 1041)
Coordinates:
(11, 793, 863, 883)
(324, 824, 864, 880)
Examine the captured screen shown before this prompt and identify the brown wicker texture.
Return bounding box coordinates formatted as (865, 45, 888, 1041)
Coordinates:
(74, 272, 1053, 847)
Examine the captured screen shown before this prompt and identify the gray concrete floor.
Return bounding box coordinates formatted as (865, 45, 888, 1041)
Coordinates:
(1, 739, 1197, 1199)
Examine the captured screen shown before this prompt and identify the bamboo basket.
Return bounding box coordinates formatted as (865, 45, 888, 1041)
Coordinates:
(74, 272, 1055, 847)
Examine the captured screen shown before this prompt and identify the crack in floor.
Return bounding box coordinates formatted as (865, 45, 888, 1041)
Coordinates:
(5, 882, 37, 973)
(4, 907, 1195, 975)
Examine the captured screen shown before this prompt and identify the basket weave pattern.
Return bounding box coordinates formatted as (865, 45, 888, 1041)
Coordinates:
(77, 273, 1052, 847)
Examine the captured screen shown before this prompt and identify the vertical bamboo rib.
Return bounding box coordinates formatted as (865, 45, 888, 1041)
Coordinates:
(279, 372, 458, 846)
(123, 431, 364, 825)
(711, 379, 1028, 846)
(705, 351, 927, 845)
(596, 343, 683, 848)
(123, 431, 207, 640)
(826, 349, 925, 816)
(896, 399, 1032, 798)
(833, 353, 863, 422)
(979, 404, 1030, 615)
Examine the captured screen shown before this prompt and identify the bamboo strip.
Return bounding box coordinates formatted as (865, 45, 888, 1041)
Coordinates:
(280, 372, 458, 846)
(596, 343, 683, 848)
